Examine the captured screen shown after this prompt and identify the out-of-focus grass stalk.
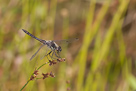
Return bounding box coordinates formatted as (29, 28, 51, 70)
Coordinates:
(121, 45, 136, 90)
(91, 0, 129, 72)
(127, 74, 136, 90)
(21, 0, 29, 28)
(75, 0, 97, 90)
(20, 2, 32, 84)
(116, 20, 126, 66)
(84, 0, 129, 90)
(62, 15, 69, 39)
(87, 32, 106, 91)
(76, 0, 110, 90)
(46, 0, 57, 39)
(20, 0, 30, 56)
(116, 19, 131, 91)
(57, 11, 69, 91)
(83, 0, 111, 90)
(122, 58, 131, 90)
(0, 31, 3, 49)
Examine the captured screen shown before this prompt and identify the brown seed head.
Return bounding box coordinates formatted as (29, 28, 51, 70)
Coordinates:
(30, 75, 35, 80)
(57, 58, 65, 62)
(33, 70, 38, 75)
(42, 73, 49, 79)
(49, 72, 55, 78)
(49, 60, 57, 66)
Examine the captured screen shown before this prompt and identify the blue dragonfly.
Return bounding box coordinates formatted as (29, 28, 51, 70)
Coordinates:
(22, 29, 78, 60)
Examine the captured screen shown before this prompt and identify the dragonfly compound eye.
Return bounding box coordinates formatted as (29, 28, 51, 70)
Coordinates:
(57, 46, 62, 52)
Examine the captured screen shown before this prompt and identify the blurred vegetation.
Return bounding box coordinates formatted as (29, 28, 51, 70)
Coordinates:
(0, 0, 136, 91)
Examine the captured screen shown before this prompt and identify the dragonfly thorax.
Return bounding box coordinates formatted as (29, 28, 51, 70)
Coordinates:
(46, 41, 61, 52)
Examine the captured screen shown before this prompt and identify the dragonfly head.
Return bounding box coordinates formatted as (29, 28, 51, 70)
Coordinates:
(57, 46, 62, 52)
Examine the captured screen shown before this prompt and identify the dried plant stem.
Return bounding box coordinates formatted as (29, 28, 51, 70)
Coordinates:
(20, 62, 49, 91)
(37, 62, 49, 70)
(20, 80, 30, 91)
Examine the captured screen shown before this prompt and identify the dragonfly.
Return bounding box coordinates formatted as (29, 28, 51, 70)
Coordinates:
(22, 29, 78, 60)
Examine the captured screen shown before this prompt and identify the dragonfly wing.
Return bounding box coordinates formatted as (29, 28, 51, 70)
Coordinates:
(53, 38, 79, 45)
(30, 44, 45, 60)
(40, 47, 51, 60)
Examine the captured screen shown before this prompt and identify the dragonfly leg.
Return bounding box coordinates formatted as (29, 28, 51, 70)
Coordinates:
(49, 51, 54, 59)
(41, 51, 52, 60)
(46, 50, 61, 60)
(48, 51, 54, 60)
(57, 53, 62, 59)
(54, 51, 61, 59)
(48, 51, 58, 60)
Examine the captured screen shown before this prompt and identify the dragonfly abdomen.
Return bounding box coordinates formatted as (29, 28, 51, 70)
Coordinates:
(22, 29, 43, 42)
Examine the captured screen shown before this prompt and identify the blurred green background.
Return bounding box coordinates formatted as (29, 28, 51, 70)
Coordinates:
(0, 0, 136, 91)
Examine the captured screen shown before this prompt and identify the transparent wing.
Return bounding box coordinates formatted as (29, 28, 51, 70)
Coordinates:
(29, 38, 79, 61)
(52, 38, 79, 45)
(40, 47, 51, 60)
(30, 44, 45, 60)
